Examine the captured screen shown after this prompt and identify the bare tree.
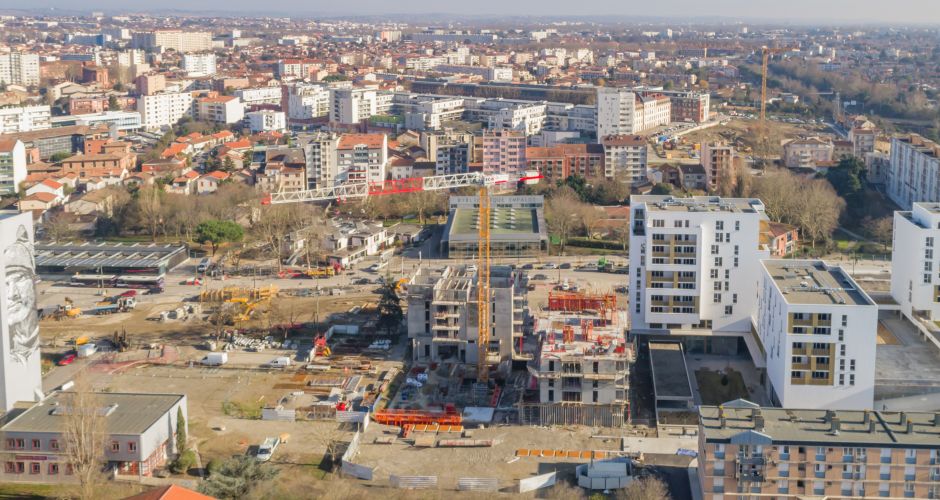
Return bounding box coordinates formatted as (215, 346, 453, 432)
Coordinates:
(42, 211, 78, 242)
(136, 186, 165, 241)
(545, 187, 585, 252)
(311, 423, 349, 467)
(61, 375, 107, 500)
(543, 479, 586, 500)
(614, 476, 671, 500)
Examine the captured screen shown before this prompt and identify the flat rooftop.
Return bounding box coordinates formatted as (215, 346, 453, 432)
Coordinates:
(3, 392, 184, 435)
(449, 207, 541, 241)
(35, 242, 187, 273)
(700, 405, 940, 448)
(762, 260, 873, 306)
(648, 342, 693, 400)
(632, 195, 764, 214)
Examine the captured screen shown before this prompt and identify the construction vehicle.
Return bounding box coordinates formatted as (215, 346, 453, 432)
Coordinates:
(87, 296, 136, 316)
(304, 267, 335, 278)
(54, 298, 82, 319)
(112, 328, 130, 352)
(312, 334, 331, 359)
(263, 171, 543, 384)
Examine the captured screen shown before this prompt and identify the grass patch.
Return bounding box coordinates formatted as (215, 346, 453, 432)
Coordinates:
(221, 400, 264, 419)
(0, 483, 62, 499)
(695, 368, 749, 406)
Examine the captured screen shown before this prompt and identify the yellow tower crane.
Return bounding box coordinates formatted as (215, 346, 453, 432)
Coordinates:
(476, 186, 492, 383)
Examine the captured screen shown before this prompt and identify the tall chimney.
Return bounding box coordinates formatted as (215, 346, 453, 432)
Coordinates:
(900, 412, 908, 427)
(754, 415, 765, 432)
(830, 417, 841, 433)
(907, 421, 915, 434)
(863, 410, 871, 425)
(869, 420, 877, 433)
(719, 416, 726, 428)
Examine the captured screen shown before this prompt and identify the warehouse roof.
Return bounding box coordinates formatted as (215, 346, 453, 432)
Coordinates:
(3, 392, 184, 435)
(34, 242, 186, 272)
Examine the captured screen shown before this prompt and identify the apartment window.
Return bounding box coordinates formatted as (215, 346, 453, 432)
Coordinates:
(547, 390, 554, 402)
(713, 293, 722, 303)
(735, 221, 740, 231)
(838, 330, 844, 341)
(841, 315, 847, 327)
(548, 379, 554, 387)
(713, 282, 722, 291)
(674, 220, 683, 228)
(849, 374, 855, 385)
(128, 442, 137, 452)
(812, 371, 828, 380)
(928, 237, 935, 248)
(711, 245, 719, 255)
(29, 463, 39, 475)
(111, 441, 119, 452)
(714, 257, 722, 267)
(840, 345, 846, 356)
(30, 440, 39, 450)
(928, 249, 934, 260)
(850, 359, 856, 370)
(733, 294, 738, 304)
(3, 462, 13, 474)
(710, 269, 719, 279)
(48, 463, 59, 475)
(839, 374, 845, 385)
(734, 245, 739, 256)
(724, 269, 730, 279)
(652, 219, 665, 228)
(716, 221, 724, 231)
(49, 439, 58, 450)
(715, 233, 724, 243)
(724, 306, 733, 315)
(925, 274, 932, 284)
(733, 257, 739, 268)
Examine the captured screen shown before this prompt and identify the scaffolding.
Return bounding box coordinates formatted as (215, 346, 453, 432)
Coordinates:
(548, 291, 617, 323)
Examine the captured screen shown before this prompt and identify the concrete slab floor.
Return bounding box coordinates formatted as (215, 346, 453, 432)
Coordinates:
(875, 317, 940, 401)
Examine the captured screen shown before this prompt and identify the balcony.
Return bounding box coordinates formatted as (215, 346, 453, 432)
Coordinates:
(736, 455, 766, 466)
(906, 456, 917, 464)
(882, 456, 892, 464)
(737, 470, 765, 482)
(779, 470, 789, 478)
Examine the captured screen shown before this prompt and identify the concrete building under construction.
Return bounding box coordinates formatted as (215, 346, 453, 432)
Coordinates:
(520, 292, 632, 427)
(406, 265, 528, 376)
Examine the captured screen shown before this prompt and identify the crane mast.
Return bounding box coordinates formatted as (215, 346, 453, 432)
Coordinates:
(476, 186, 492, 383)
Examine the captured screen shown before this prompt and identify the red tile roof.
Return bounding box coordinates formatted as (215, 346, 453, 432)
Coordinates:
(338, 133, 386, 150)
(122, 484, 215, 500)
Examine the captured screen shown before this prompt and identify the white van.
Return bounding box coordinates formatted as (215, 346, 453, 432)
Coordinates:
(197, 258, 211, 273)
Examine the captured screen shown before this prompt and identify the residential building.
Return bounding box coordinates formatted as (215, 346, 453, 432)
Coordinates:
(0, 392, 187, 482)
(3, 125, 107, 160)
(488, 103, 546, 136)
(481, 129, 526, 176)
(196, 170, 229, 194)
(135, 74, 166, 96)
(697, 404, 940, 498)
(702, 143, 735, 191)
(181, 53, 217, 77)
(194, 96, 245, 125)
(0, 106, 51, 134)
(759, 220, 799, 257)
(137, 92, 194, 130)
(658, 90, 710, 123)
(628, 196, 769, 352)
(782, 137, 834, 170)
(891, 202, 940, 325)
(521, 307, 631, 427)
(330, 87, 380, 124)
(754, 260, 877, 410)
(432, 64, 513, 82)
(336, 133, 388, 184)
(246, 110, 286, 133)
(298, 132, 339, 189)
(442, 195, 548, 258)
(526, 143, 606, 182)
(283, 83, 330, 122)
(80, 65, 109, 87)
(602, 135, 648, 187)
(0, 139, 26, 195)
(275, 59, 321, 80)
(849, 127, 877, 158)
(406, 265, 527, 374)
(131, 30, 212, 53)
(0, 52, 39, 87)
(596, 87, 670, 138)
(678, 164, 708, 190)
(235, 87, 282, 107)
(67, 96, 108, 115)
(887, 134, 940, 210)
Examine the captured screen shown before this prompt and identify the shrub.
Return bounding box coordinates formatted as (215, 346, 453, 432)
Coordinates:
(171, 449, 197, 474)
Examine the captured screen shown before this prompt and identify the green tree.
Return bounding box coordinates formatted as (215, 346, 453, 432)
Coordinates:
(650, 183, 674, 195)
(175, 407, 187, 454)
(199, 456, 278, 499)
(195, 220, 244, 255)
(108, 95, 120, 111)
(49, 151, 72, 163)
(376, 282, 403, 336)
(825, 156, 867, 218)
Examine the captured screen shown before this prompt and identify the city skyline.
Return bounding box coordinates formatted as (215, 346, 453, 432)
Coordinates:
(5, 0, 940, 24)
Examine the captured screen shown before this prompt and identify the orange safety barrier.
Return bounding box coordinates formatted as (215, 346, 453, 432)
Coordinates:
(373, 408, 463, 427)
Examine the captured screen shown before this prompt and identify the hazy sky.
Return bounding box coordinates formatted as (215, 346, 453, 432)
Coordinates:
(7, 0, 940, 24)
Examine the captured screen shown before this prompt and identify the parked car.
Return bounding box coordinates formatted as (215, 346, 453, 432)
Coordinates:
(521, 263, 534, 270)
(543, 263, 558, 269)
(532, 274, 548, 281)
(559, 263, 572, 269)
(58, 353, 77, 366)
(256, 437, 280, 462)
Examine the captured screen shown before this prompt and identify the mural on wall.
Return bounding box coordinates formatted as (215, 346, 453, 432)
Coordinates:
(4, 224, 38, 363)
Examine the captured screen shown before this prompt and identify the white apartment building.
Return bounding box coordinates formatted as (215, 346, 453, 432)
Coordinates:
(0, 52, 40, 87)
(891, 202, 940, 324)
(132, 30, 212, 53)
(116, 49, 146, 68)
(782, 137, 834, 170)
(330, 88, 391, 124)
(596, 87, 670, 139)
(488, 103, 546, 136)
(396, 95, 465, 131)
(137, 92, 194, 130)
(754, 259, 877, 410)
(0, 105, 51, 134)
(602, 135, 648, 187)
(194, 96, 244, 125)
(235, 86, 282, 107)
(181, 53, 216, 77)
(284, 83, 330, 121)
(887, 134, 940, 210)
(0, 139, 27, 195)
(431, 64, 513, 82)
(628, 196, 769, 351)
(50, 110, 142, 132)
(299, 132, 339, 189)
(336, 133, 388, 184)
(246, 110, 286, 133)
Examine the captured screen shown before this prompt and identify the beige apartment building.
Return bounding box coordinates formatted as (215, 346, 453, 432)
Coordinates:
(698, 402, 940, 499)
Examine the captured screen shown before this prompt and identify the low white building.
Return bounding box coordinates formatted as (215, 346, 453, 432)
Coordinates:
(181, 53, 216, 77)
(754, 260, 877, 410)
(194, 96, 244, 125)
(234, 86, 282, 107)
(246, 110, 286, 133)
